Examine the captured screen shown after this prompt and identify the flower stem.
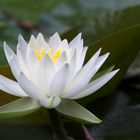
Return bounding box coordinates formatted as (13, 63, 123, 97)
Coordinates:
(82, 124, 96, 140)
(48, 109, 68, 140)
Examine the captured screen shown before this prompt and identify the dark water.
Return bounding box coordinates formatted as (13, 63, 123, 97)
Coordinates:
(90, 78, 140, 140)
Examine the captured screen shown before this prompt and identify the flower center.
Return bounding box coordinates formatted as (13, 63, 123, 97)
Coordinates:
(34, 48, 61, 62)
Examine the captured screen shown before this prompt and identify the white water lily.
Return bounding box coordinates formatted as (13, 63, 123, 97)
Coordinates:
(0, 33, 119, 109)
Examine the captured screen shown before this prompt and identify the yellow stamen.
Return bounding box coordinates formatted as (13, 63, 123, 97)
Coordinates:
(41, 48, 46, 57)
(53, 48, 61, 62)
(34, 47, 61, 62)
(34, 49, 41, 60)
(48, 48, 52, 58)
(34, 48, 46, 60)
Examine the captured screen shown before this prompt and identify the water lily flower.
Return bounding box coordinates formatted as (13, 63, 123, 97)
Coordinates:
(0, 33, 119, 109)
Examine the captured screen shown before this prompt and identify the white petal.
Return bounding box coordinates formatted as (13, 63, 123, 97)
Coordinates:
(4, 43, 23, 80)
(64, 48, 102, 98)
(76, 48, 102, 78)
(0, 75, 28, 97)
(49, 32, 62, 51)
(67, 53, 109, 95)
(69, 34, 83, 67)
(37, 54, 56, 94)
(69, 49, 77, 77)
(75, 47, 88, 73)
(9, 56, 21, 79)
(72, 52, 110, 88)
(0, 84, 11, 94)
(26, 47, 38, 65)
(17, 37, 28, 76)
(55, 51, 67, 70)
(29, 35, 40, 49)
(49, 63, 70, 97)
(92, 53, 110, 76)
(26, 47, 39, 81)
(75, 39, 84, 72)
(3, 42, 16, 64)
(36, 33, 45, 44)
(61, 39, 69, 50)
(69, 33, 82, 48)
(71, 69, 119, 99)
(40, 96, 61, 109)
(36, 33, 49, 49)
(17, 51, 28, 76)
(17, 35, 27, 58)
(17, 72, 44, 100)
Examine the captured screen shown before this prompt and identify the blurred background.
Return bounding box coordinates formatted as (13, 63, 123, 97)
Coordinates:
(0, 0, 140, 139)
